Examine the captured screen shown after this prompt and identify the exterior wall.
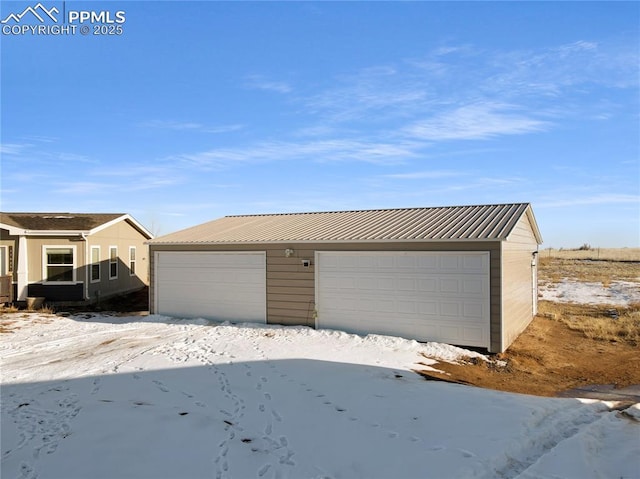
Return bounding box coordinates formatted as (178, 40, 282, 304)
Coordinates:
(0, 230, 17, 276)
(85, 220, 150, 302)
(150, 241, 503, 352)
(501, 214, 540, 351)
(0, 230, 17, 302)
(0, 220, 149, 303)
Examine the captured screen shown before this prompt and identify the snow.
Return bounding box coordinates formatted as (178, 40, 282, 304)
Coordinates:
(2, 313, 639, 479)
(539, 279, 640, 306)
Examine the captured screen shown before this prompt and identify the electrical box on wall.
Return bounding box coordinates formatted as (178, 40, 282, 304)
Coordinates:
(301, 259, 311, 268)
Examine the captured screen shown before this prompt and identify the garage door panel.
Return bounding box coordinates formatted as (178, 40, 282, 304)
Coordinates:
(155, 252, 266, 323)
(317, 251, 489, 348)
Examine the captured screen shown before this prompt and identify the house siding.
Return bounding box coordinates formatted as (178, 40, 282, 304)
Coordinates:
(500, 213, 539, 351)
(86, 220, 149, 302)
(150, 240, 503, 352)
(0, 218, 149, 304)
(25, 236, 86, 284)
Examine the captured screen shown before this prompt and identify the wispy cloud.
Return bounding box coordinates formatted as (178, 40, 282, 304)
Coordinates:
(382, 170, 464, 180)
(538, 194, 640, 208)
(172, 138, 421, 168)
(0, 143, 32, 155)
(139, 120, 244, 134)
(53, 182, 114, 195)
(244, 75, 292, 94)
(404, 102, 548, 141)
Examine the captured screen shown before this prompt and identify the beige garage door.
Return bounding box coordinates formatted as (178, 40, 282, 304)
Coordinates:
(316, 251, 490, 348)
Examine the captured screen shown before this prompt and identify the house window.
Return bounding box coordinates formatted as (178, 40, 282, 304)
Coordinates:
(109, 246, 118, 279)
(44, 246, 75, 282)
(90, 246, 101, 282)
(129, 247, 136, 276)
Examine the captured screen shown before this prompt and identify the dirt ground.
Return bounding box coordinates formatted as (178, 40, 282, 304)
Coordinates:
(417, 254, 640, 401)
(416, 313, 640, 399)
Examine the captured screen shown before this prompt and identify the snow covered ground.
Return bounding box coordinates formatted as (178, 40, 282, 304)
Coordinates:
(1, 313, 638, 479)
(539, 279, 640, 306)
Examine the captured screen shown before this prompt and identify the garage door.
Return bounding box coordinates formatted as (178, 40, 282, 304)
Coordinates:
(316, 251, 489, 348)
(155, 252, 266, 323)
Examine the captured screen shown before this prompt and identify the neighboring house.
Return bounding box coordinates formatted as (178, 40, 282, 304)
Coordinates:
(149, 203, 542, 353)
(0, 213, 153, 305)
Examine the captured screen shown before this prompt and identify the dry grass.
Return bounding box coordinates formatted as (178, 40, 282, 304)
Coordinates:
(541, 247, 640, 262)
(538, 251, 640, 344)
(538, 256, 640, 284)
(538, 300, 640, 344)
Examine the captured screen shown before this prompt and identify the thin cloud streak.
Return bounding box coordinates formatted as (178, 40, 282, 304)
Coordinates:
(244, 75, 292, 94)
(172, 138, 423, 168)
(404, 102, 548, 141)
(139, 120, 245, 134)
(538, 194, 640, 208)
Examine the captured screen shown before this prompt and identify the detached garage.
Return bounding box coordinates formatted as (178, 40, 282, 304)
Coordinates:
(149, 203, 542, 352)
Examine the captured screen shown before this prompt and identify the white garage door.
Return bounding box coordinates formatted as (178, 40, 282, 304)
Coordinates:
(316, 251, 490, 348)
(155, 252, 266, 323)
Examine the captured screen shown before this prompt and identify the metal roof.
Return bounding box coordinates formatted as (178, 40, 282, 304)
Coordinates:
(150, 203, 542, 245)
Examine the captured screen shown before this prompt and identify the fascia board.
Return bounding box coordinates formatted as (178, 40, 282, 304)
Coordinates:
(90, 214, 154, 239)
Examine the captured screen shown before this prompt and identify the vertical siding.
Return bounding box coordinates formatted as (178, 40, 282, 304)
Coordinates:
(501, 214, 540, 350)
(150, 241, 503, 352)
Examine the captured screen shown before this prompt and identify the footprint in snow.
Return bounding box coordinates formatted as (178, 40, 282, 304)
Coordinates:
(152, 380, 169, 392)
(257, 464, 271, 477)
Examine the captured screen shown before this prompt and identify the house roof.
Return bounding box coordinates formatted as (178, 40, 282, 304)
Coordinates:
(150, 203, 542, 245)
(0, 212, 154, 239)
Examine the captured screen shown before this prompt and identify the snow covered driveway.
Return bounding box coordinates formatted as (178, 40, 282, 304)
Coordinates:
(1, 313, 639, 479)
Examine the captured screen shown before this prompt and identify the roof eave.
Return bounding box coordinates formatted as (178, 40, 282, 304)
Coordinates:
(148, 237, 505, 246)
(0, 224, 89, 236)
(90, 214, 154, 239)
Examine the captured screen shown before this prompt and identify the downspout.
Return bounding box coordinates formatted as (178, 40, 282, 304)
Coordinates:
(16, 235, 28, 300)
(532, 250, 539, 316)
(82, 233, 89, 301)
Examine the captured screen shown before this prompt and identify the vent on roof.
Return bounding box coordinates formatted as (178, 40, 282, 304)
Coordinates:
(42, 215, 75, 219)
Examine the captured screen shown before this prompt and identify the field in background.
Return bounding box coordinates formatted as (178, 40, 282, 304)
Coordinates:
(538, 249, 639, 344)
(541, 247, 640, 261)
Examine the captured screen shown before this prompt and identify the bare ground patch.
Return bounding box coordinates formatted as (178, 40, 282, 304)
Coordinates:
(417, 313, 640, 398)
(418, 256, 640, 399)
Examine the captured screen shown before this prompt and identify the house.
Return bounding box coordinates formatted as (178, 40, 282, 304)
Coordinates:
(148, 203, 542, 353)
(0, 213, 153, 305)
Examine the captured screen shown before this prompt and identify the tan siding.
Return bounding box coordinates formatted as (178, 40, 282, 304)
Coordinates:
(501, 215, 540, 351)
(25, 236, 85, 284)
(86, 220, 149, 301)
(0, 230, 17, 279)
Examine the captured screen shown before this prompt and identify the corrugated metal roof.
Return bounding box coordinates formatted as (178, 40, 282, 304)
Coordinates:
(150, 203, 542, 245)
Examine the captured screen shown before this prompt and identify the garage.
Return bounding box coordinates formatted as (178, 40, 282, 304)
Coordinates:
(154, 251, 266, 322)
(316, 251, 490, 348)
(149, 203, 542, 352)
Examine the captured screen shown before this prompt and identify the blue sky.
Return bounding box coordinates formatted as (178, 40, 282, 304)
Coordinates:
(1, 1, 638, 247)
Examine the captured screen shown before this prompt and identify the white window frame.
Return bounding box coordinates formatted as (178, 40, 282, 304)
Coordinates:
(129, 246, 136, 277)
(42, 245, 77, 284)
(109, 246, 118, 280)
(90, 246, 101, 283)
(0, 246, 7, 276)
